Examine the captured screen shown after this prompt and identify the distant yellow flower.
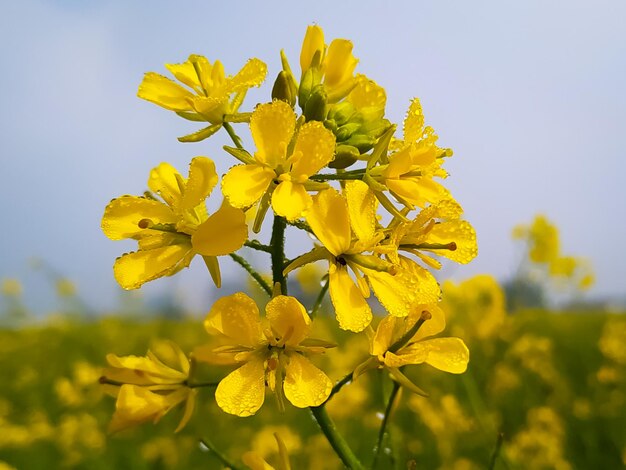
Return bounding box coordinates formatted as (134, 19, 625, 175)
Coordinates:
(526, 215, 560, 263)
(287, 181, 440, 332)
(203, 293, 334, 416)
(138, 54, 267, 140)
(222, 100, 335, 221)
(243, 431, 293, 470)
(101, 157, 247, 289)
(367, 99, 452, 211)
(361, 305, 469, 392)
(101, 341, 196, 433)
(1, 278, 22, 297)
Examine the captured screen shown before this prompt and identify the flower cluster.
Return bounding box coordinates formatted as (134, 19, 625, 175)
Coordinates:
(100, 24, 477, 468)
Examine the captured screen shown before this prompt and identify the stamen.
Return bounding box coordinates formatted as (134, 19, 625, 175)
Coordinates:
(138, 218, 153, 229)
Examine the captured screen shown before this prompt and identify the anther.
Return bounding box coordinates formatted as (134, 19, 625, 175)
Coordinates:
(138, 218, 153, 229)
(420, 310, 432, 321)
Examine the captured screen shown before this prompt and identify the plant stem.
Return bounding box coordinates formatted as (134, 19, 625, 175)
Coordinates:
(310, 172, 365, 182)
(270, 215, 287, 295)
(310, 278, 329, 319)
(326, 371, 354, 402)
(286, 218, 313, 234)
(310, 405, 365, 470)
(222, 121, 244, 149)
(372, 381, 401, 468)
(244, 239, 273, 253)
(186, 381, 220, 389)
(488, 432, 505, 470)
(200, 438, 244, 470)
(229, 253, 272, 296)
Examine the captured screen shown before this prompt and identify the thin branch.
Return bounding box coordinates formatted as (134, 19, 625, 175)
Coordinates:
(372, 381, 401, 468)
(199, 438, 244, 470)
(229, 253, 272, 296)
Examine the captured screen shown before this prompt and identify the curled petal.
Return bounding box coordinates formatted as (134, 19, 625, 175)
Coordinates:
(265, 295, 310, 347)
(283, 352, 332, 408)
(222, 164, 275, 208)
(179, 157, 218, 211)
(271, 181, 311, 221)
(148, 162, 183, 208)
(390, 337, 469, 374)
(215, 359, 266, 417)
(307, 188, 351, 257)
(204, 292, 263, 347)
(324, 39, 358, 90)
(137, 73, 194, 112)
(300, 25, 325, 71)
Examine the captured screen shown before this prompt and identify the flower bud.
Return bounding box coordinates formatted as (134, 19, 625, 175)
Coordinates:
(329, 144, 360, 169)
(303, 84, 327, 122)
(272, 71, 297, 107)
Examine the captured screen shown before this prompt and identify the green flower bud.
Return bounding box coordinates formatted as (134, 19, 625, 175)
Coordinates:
(344, 134, 377, 153)
(303, 84, 327, 122)
(327, 101, 356, 126)
(272, 71, 297, 107)
(335, 122, 362, 142)
(329, 144, 360, 169)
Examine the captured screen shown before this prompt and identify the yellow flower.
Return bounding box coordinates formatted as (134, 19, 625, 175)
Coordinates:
(525, 214, 560, 263)
(203, 292, 334, 417)
(243, 431, 293, 470)
(101, 156, 247, 289)
(359, 305, 469, 393)
(101, 341, 197, 433)
(367, 99, 452, 212)
(286, 181, 440, 332)
(299, 25, 359, 102)
(222, 100, 335, 222)
(138, 54, 267, 141)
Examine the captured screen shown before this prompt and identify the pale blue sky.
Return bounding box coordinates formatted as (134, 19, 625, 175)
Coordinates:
(1, 1, 625, 313)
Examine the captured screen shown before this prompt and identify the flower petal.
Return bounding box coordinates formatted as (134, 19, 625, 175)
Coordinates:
(271, 181, 311, 221)
(283, 352, 332, 408)
(397, 337, 469, 374)
(402, 98, 425, 144)
(290, 121, 336, 178)
(424, 220, 478, 265)
(215, 359, 266, 417)
(300, 25, 325, 71)
(265, 295, 311, 347)
(329, 264, 372, 332)
(137, 73, 194, 112)
(192, 200, 247, 256)
(101, 196, 176, 240)
(324, 39, 358, 90)
(179, 157, 218, 211)
(371, 315, 397, 356)
(229, 58, 268, 93)
(204, 292, 263, 347)
(251, 101, 295, 168)
(222, 164, 275, 208)
(345, 180, 377, 244)
(148, 162, 183, 208)
(306, 188, 351, 257)
(165, 58, 201, 90)
(113, 244, 192, 290)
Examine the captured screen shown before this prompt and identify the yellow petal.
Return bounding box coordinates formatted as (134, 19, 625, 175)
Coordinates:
(242, 452, 275, 470)
(328, 264, 372, 332)
(271, 181, 311, 221)
(424, 220, 478, 265)
(101, 196, 176, 240)
(204, 292, 263, 347)
(397, 337, 469, 374)
(222, 164, 275, 208)
(113, 244, 192, 290)
(251, 101, 295, 168)
(165, 58, 201, 91)
(324, 39, 358, 89)
(192, 200, 247, 256)
(402, 98, 425, 144)
(179, 157, 218, 211)
(265, 295, 311, 347)
(108, 384, 168, 433)
(175, 388, 197, 433)
(150, 340, 190, 375)
(229, 58, 268, 93)
(300, 25, 325, 71)
(371, 315, 398, 356)
(215, 359, 266, 417)
(365, 269, 420, 318)
(137, 73, 195, 112)
(348, 75, 386, 115)
(290, 121, 335, 178)
(283, 352, 332, 408)
(306, 188, 351, 257)
(345, 180, 378, 244)
(105, 352, 186, 384)
(411, 304, 446, 341)
(398, 256, 441, 305)
(148, 162, 183, 208)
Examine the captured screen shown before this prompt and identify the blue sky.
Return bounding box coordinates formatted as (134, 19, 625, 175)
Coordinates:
(1, 1, 625, 313)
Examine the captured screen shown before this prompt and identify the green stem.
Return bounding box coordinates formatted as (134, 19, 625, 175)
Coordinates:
(244, 239, 273, 253)
(186, 381, 219, 389)
(310, 406, 365, 470)
(372, 381, 401, 468)
(388, 311, 429, 353)
(200, 438, 244, 470)
(310, 277, 329, 319)
(270, 215, 287, 295)
(310, 172, 365, 182)
(229, 253, 272, 296)
(286, 219, 313, 234)
(326, 371, 354, 402)
(488, 432, 505, 470)
(222, 121, 244, 149)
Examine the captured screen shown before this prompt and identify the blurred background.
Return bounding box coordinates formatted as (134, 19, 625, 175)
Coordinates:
(1, 0, 624, 315)
(2, 1, 626, 469)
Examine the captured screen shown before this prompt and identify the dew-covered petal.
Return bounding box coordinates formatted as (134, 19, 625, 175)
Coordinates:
(329, 264, 372, 332)
(300, 25, 325, 71)
(283, 352, 332, 408)
(179, 157, 218, 211)
(229, 58, 268, 93)
(348, 75, 386, 116)
(137, 73, 195, 112)
(101, 196, 176, 240)
(271, 181, 311, 221)
(324, 39, 358, 90)
(265, 295, 311, 347)
(164, 58, 201, 90)
(113, 244, 192, 290)
(192, 201, 247, 256)
(424, 220, 478, 265)
(345, 180, 377, 244)
(290, 121, 335, 178)
(306, 188, 351, 257)
(398, 256, 441, 304)
(204, 292, 263, 347)
(402, 98, 425, 144)
(397, 337, 469, 374)
(411, 303, 446, 341)
(215, 359, 266, 417)
(148, 162, 183, 208)
(222, 164, 275, 208)
(371, 315, 397, 356)
(250, 101, 295, 168)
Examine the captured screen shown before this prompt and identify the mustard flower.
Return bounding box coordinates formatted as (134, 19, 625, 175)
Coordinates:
(101, 157, 247, 289)
(366, 99, 453, 212)
(357, 305, 469, 393)
(203, 292, 334, 417)
(101, 341, 197, 433)
(286, 181, 440, 332)
(222, 100, 335, 222)
(242, 432, 292, 470)
(138, 54, 267, 141)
